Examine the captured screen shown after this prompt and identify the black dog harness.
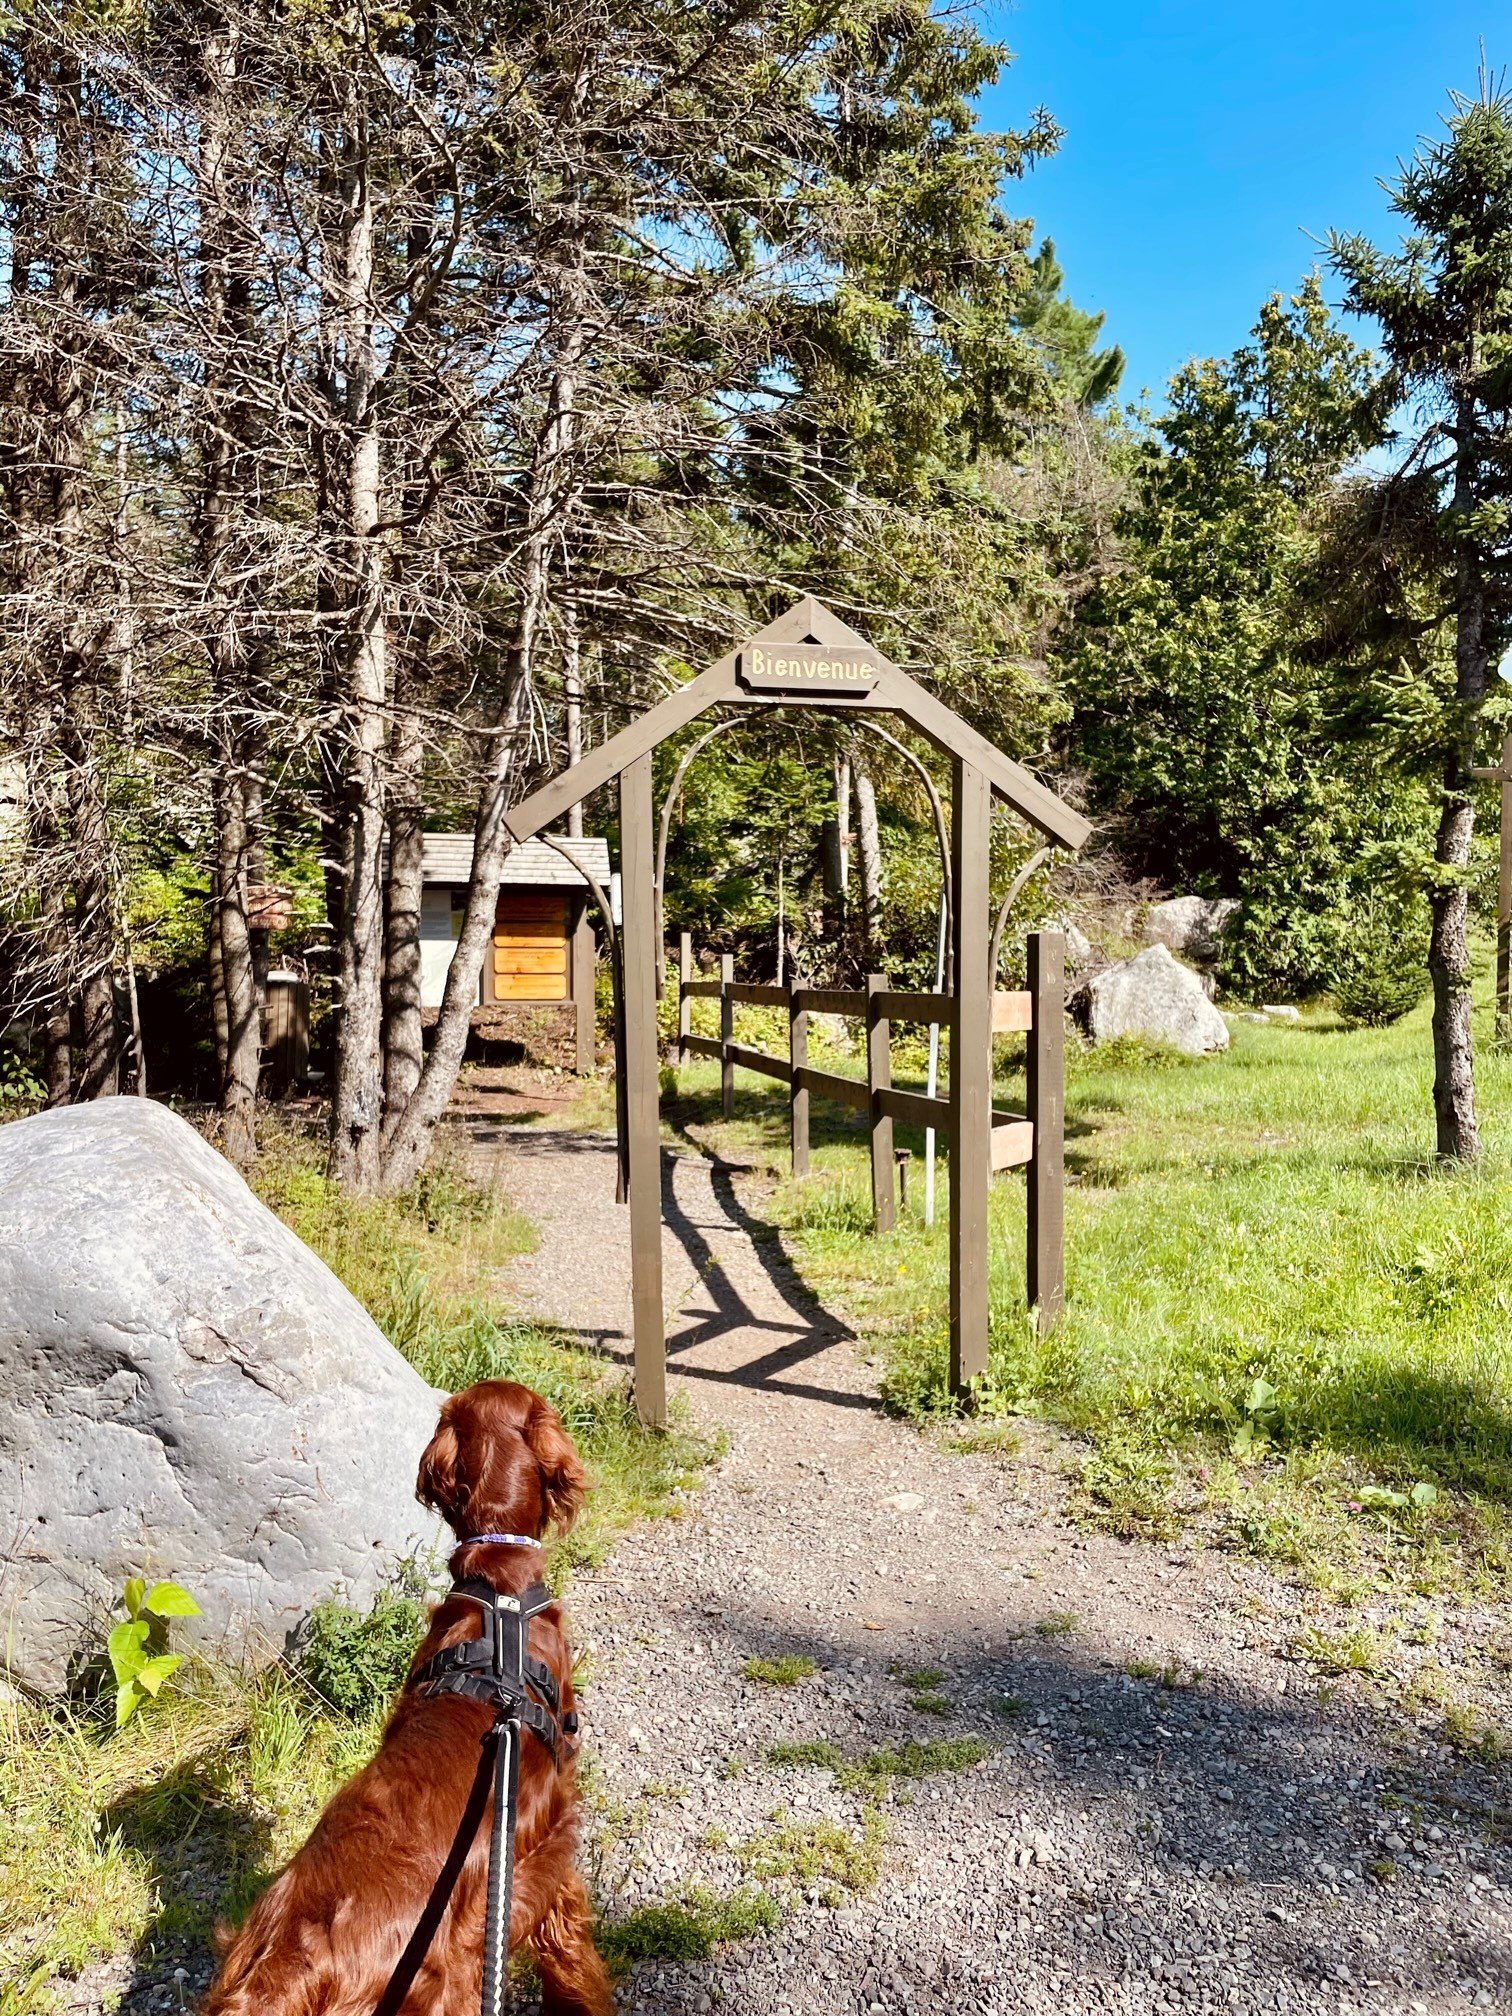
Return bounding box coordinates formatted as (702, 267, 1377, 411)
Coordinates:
(373, 1562, 577, 2016)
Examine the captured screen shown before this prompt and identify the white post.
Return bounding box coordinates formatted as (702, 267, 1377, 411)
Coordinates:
(924, 885, 947, 1227)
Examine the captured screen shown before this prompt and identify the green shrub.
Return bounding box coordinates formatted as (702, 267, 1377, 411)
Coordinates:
(1334, 898, 1429, 1027)
(598, 1885, 778, 1969)
(297, 1575, 429, 1718)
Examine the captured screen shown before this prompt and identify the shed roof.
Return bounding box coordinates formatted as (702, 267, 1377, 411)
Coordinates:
(416, 833, 610, 890)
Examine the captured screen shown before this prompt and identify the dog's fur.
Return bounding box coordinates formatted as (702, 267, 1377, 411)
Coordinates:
(201, 1380, 613, 2016)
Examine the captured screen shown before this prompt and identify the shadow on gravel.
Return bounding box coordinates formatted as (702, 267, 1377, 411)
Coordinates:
(613, 1592, 1512, 2008)
(101, 1760, 275, 2013)
(585, 1147, 877, 1413)
(522, 1137, 878, 1414)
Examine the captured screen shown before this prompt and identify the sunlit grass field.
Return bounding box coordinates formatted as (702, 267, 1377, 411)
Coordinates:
(661, 990, 1512, 1595)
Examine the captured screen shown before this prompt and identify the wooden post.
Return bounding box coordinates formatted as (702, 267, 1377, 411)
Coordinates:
(620, 753, 666, 1428)
(571, 897, 596, 1073)
(950, 759, 992, 1392)
(1500, 732, 1512, 1044)
(1027, 929, 1065, 1332)
(867, 971, 895, 1231)
(676, 931, 692, 1065)
(720, 950, 735, 1119)
(789, 982, 809, 1176)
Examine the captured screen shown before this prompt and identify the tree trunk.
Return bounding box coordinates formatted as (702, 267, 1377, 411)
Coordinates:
(377, 303, 585, 1194)
(212, 764, 260, 1165)
(855, 759, 884, 964)
(41, 882, 72, 1106)
(836, 753, 852, 893)
(58, 680, 118, 1099)
(382, 675, 427, 1133)
(1430, 396, 1487, 1162)
(565, 609, 585, 840)
(376, 674, 528, 1193)
(1428, 790, 1478, 1160)
(197, 16, 262, 1166)
(327, 99, 390, 1192)
(49, 52, 116, 1098)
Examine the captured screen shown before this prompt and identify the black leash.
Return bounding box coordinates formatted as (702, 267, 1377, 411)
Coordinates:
(482, 1710, 520, 2016)
(373, 1576, 575, 2016)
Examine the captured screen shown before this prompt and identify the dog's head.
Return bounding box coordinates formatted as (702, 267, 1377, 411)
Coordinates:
(416, 1380, 588, 1541)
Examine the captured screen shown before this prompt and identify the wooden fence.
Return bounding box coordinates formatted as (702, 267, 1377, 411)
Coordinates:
(673, 929, 1065, 1327)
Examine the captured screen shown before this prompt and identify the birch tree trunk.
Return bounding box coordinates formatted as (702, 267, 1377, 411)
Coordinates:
(382, 664, 427, 1132)
(565, 609, 585, 840)
(855, 759, 884, 965)
(327, 93, 390, 1192)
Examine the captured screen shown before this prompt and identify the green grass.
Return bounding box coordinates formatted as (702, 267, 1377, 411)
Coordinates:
(597, 1885, 779, 1970)
(2, 1119, 709, 2012)
(657, 991, 1512, 1593)
(890, 1663, 952, 1714)
(727, 1810, 885, 1900)
(765, 1734, 994, 1789)
(743, 1654, 817, 1686)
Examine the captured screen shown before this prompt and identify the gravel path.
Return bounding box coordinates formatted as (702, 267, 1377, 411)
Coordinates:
(479, 1122, 1512, 2016)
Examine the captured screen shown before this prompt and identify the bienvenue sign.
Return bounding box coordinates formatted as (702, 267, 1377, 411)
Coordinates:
(739, 641, 879, 696)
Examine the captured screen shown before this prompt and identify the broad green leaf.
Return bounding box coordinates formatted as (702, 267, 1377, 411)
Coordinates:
(1358, 1484, 1407, 1511)
(107, 1618, 149, 1684)
(1245, 1378, 1279, 1417)
(143, 1581, 200, 1619)
(116, 1676, 147, 1728)
(134, 1652, 183, 1698)
(1410, 1481, 1439, 1509)
(122, 1576, 146, 1620)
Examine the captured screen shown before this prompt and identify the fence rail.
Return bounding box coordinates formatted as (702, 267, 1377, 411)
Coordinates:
(673, 931, 1064, 1313)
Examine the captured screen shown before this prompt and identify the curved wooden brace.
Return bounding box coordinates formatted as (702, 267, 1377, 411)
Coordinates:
(988, 844, 1051, 991)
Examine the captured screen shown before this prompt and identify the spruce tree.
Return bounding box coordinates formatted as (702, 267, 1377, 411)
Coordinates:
(1331, 84, 1512, 1159)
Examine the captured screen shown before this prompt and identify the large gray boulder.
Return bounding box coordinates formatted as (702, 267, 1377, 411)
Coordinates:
(1142, 895, 1240, 964)
(1088, 944, 1230, 1057)
(0, 1099, 444, 1692)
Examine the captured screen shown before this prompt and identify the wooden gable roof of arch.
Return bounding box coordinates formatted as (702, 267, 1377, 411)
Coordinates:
(504, 596, 1092, 852)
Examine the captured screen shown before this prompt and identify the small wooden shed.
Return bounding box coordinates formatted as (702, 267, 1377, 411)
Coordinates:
(413, 834, 611, 1072)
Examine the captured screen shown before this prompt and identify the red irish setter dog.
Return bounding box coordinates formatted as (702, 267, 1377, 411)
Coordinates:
(202, 1380, 613, 2016)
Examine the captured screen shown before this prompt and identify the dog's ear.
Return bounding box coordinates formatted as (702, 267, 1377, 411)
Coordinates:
(416, 1413, 466, 1525)
(525, 1396, 589, 1534)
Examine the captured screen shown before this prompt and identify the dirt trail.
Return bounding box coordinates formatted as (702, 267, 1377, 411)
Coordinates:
(477, 1121, 1511, 2016)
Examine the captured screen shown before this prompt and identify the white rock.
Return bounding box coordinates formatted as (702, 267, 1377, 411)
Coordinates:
(880, 1491, 926, 1513)
(1262, 1004, 1301, 1023)
(0, 1098, 444, 1691)
(1088, 945, 1230, 1057)
(1142, 896, 1240, 963)
(1046, 921, 1094, 971)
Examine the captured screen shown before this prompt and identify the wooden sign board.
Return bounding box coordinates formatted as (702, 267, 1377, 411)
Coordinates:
(739, 641, 879, 697)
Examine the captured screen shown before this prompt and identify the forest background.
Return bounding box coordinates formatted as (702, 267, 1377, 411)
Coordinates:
(3, 0, 1510, 1189)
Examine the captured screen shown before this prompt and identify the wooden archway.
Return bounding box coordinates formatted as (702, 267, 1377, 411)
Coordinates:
(504, 597, 1090, 1424)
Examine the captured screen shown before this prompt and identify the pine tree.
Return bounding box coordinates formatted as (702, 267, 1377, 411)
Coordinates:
(1014, 239, 1124, 407)
(1331, 82, 1512, 1159)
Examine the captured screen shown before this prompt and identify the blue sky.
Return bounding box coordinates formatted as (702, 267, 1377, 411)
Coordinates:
(980, 1, 1500, 405)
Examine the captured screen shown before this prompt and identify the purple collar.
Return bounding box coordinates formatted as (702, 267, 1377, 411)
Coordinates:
(459, 1532, 542, 1549)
